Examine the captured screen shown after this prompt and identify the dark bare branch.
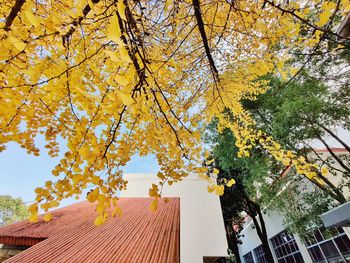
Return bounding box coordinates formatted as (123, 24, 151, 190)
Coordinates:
(4, 0, 26, 31)
(192, 0, 219, 80)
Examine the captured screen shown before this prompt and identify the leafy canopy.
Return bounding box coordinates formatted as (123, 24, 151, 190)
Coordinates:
(1, 0, 349, 223)
(0, 195, 29, 226)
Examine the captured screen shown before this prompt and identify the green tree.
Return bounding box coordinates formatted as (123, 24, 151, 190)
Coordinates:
(0, 195, 29, 226)
(244, 73, 349, 203)
(205, 123, 276, 263)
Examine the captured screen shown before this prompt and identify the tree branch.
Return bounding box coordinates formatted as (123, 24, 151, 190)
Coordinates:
(4, 0, 26, 31)
(192, 0, 219, 81)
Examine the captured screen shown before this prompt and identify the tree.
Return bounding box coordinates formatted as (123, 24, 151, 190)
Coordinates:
(1, 1, 349, 223)
(205, 124, 275, 263)
(244, 73, 349, 203)
(206, 72, 349, 243)
(0, 195, 29, 226)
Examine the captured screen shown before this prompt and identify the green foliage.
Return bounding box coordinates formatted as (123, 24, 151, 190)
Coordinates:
(245, 73, 350, 149)
(206, 71, 349, 239)
(0, 195, 29, 226)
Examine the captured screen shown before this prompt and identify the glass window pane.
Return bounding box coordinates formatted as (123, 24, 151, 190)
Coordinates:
(334, 235, 350, 255)
(320, 240, 340, 259)
(308, 246, 324, 262)
(293, 252, 304, 263)
(285, 255, 295, 263)
(315, 230, 324, 242)
(269, 230, 304, 262)
(243, 251, 254, 263)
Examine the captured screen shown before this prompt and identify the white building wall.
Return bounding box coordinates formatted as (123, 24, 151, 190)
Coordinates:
(238, 149, 350, 263)
(122, 173, 228, 263)
(238, 210, 314, 263)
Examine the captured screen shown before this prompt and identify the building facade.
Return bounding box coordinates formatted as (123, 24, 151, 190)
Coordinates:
(122, 173, 228, 263)
(238, 149, 350, 263)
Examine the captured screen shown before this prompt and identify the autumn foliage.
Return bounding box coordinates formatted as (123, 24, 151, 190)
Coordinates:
(1, 0, 349, 223)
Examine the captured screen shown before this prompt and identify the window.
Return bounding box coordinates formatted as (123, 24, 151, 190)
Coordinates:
(253, 245, 269, 263)
(270, 230, 305, 263)
(305, 227, 350, 263)
(243, 252, 254, 263)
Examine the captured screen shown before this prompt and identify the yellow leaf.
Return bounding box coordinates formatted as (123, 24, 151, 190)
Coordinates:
(150, 198, 158, 211)
(215, 185, 224, 196)
(105, 50, 119, 62)
(79, 145, 90, 159)
(117, 91, 134, 106)
(43, 213, 52, 222)
(87, 188, 99, 203)
(149, 184, 158, 197)
(28, 203, 38, 213)
(317, 2, 335, 27)
(207, 185, 214, 193)
(321, 167, 328, 176)
(29, 213, 38, 223)
(227, 179, 236, 187)
(119, 45, 132, 63)
(9, 36, 26, 51)
(157, 171, 165, 180)
(204, 150, 210, 159)
(112, 207, 123, 217)
(205, 159, 214, 165)
(212, 168, 219, 175)
(94, 214, 104, 226)
(117, 1, 127, 21)
(91, 175, 101, 185)
(106, 14, 121, 42)
(25, 9, 40, 27)
(45, 181, 52, 188)
(115, 74, 129, 86)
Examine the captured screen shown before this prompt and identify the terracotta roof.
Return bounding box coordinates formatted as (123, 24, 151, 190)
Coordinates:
(0, 198, 180, 263)
(314, 147, 349, 153)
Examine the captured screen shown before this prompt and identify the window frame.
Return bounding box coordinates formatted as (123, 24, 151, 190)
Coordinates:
(270, 230, 305, 263)
(305, 227, 350, 263)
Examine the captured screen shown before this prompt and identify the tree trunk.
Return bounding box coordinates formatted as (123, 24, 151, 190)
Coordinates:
(246, 198, 275, 263)
(226, 223, 242, 263)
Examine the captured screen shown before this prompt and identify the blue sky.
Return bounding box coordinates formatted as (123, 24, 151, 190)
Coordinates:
(1, 127, 348, 207)
(0, 139, 159, 206)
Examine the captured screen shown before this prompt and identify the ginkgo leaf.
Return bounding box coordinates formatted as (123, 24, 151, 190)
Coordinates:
(112, 207, 123, 217)
(25, 9, 40, 27)
(157, 171, 165, 180)
(117, 1, 127, 21)
(227, 179, 236, 187)
(106, 14, 121, 42)
(214, 185, 224, 196)
(87, 188, 99, 203)
(207, 185, 214, 193)
(29, 213, 38, 223)
(115, 74, 129, 86)
(150, 198, 158, 211)
(9, 36, 26, 51)
(119, 46, 132, 63)
(321, 167, 328, 176)
(79, 145, 90, 159)
(94, 215, 104, 226)
(212, 168, 219, 175)
(43, 213, 52, 222)
(205, 159, 214, 165)
(105, 50, 119, 62)
(116, 91, 134, 106)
